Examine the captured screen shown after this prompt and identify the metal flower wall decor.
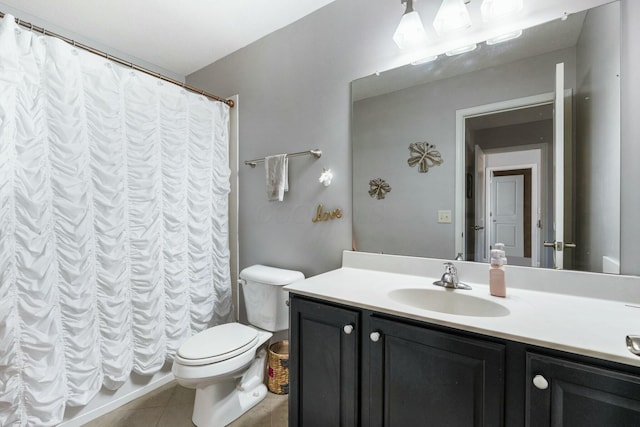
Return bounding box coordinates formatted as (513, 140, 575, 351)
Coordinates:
(369, 178, 391, 200)
(407, 142, 443, 173)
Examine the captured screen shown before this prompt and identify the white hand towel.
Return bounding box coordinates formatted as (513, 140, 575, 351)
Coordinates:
(265, 154, 289, 201)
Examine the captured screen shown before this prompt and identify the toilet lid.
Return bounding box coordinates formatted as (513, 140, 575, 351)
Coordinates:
(177, 323, 258, 365)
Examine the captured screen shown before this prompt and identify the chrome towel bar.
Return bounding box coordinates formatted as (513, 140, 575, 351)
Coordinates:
(244, 149, 322, 167)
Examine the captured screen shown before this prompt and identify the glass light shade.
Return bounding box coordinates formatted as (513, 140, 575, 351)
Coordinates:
(393, 10, 428, 50)
(481, 0, 524, 21)
(433, 0, 472, 36)
(445, 43, 477, 56)
(486, 29, 523, 45)
(411, 55, 439, 65)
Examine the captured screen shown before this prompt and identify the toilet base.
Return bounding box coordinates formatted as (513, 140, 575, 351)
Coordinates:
(191, 349, 269, 427)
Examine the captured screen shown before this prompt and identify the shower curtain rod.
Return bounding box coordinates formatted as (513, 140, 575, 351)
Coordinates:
(0, 11, 235, 108)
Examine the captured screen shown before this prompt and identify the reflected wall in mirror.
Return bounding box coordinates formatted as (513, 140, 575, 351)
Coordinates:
(352, 1, 620, 274)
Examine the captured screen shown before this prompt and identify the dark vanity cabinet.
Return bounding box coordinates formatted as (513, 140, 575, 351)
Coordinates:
(289, 296, 505, 427)
(289, 295, 640, 427)
(289, 296, 360, 427)
(526, 353, 640, 426)
(365, 316, 505, 426)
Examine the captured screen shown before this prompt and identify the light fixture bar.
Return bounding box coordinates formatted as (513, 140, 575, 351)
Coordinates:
(486, 29, 523, 45)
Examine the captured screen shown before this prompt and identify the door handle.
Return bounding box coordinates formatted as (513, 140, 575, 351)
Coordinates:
(543, 241, 577, 251)
(473, 225, 484, 231)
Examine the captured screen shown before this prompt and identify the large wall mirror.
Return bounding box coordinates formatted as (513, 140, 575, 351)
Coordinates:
(352, 1, 621, 274)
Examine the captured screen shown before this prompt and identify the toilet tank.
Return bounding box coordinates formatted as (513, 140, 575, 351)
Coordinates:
(239, 265, 304, 332)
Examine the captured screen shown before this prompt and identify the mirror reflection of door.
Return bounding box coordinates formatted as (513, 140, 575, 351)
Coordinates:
(463, 101, 553, 268)
(474, 146, 486, 262)
(554, 62, 576, 270)
(489, 171, 530, 265)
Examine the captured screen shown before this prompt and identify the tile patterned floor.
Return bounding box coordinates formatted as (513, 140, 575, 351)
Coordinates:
(83, 381, 288, 427)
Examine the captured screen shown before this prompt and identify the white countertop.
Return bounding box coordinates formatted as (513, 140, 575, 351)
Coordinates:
(285, 253, 640, 368)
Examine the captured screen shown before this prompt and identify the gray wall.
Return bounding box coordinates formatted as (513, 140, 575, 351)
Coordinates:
(187, 0, 405, 277)
(188, 0, 640, 277)
(575, 2, 621, 273)
(459, 2, 622, 276)
(351, 49, 572, 258)
(460, 1, 619, 274)
(621, 0, 640, 276)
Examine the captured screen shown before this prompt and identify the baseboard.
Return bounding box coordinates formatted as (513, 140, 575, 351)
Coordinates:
(59, 366, 175, 427)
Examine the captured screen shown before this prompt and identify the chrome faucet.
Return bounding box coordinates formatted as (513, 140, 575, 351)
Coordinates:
(433, 262, 472, 290)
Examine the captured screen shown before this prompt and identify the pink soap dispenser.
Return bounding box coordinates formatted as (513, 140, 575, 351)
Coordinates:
(489, 243, 507, 297)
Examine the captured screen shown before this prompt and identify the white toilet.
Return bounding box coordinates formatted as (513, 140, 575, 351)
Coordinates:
(172, 265, 304, 427)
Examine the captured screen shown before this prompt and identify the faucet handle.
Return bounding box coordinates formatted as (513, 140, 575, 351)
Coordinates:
(443, 262, 457, 275)
(442, 262, 459, 287)
(435, 262, 471, 290)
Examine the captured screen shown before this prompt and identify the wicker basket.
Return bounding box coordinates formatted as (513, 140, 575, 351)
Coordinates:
(267, 340, 289, 394)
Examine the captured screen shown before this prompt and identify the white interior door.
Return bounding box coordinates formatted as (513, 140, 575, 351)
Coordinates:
(552, 62, 565, 269)
(491, 174, 525, 258)
(474, 145, 487, 261)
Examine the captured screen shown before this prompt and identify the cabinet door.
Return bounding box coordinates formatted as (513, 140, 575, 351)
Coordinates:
(367, 316, 505, 427)
(289, 297, 360, 427)
(526, 353, 640, 427)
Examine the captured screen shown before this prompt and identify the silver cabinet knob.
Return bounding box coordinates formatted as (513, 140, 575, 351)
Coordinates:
(343, 324, 354, 335)
(370, 332, 381, 342)
(533, 374, 549, 390)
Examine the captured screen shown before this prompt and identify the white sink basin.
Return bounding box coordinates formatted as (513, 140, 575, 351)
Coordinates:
(388, 288, 510, 317)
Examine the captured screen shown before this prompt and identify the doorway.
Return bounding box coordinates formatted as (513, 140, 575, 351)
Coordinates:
(456, 96, 554, 267)
(474, 148, 541, 267)
(488, 167, 535, 266)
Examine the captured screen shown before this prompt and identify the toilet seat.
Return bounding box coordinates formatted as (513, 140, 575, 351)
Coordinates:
(176, 323, 259, 366)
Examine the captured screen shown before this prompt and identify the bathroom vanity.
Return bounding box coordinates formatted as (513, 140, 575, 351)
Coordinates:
(285, 252, 640, 427)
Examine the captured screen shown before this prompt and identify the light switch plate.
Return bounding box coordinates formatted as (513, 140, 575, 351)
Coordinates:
(438, 210, 452, 224)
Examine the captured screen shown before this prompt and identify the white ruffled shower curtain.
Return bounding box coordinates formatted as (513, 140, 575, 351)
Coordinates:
(0, 14, 233, 426)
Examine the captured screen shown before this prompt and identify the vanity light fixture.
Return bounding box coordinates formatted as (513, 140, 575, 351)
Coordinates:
(411, 55, 439, 65)
(393, 0, 526, 57)
(486, 29, 523, 45)
(393, 0, 428, 50)
(445, 43, 477, 56)
(433, 0, 472, 36)
(480, 0, 524, 22)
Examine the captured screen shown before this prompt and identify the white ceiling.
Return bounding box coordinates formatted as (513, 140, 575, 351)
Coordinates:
(0, 0, 338, 77)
